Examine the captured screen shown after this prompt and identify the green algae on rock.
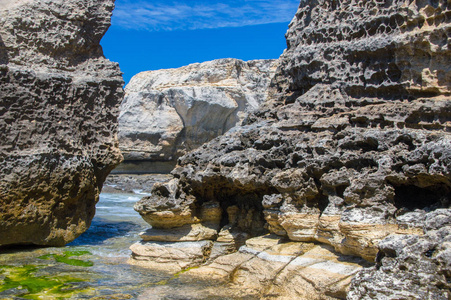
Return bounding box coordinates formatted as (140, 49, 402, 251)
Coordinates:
(38, 251, 94, 267)
(0, 264, 91, 299)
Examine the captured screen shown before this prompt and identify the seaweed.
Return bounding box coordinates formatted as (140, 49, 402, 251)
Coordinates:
(0, 264, 90, 299)
(38, 250, 94, 267)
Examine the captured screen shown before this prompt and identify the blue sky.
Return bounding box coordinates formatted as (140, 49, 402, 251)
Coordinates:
(101, 0, 300, 84)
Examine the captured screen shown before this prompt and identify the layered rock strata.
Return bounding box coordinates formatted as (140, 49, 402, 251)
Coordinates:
(118, 58, 277, 163)
(0, 0, 123, 246)
(132, 235, 371, 299)
(133, 0, 450, 298)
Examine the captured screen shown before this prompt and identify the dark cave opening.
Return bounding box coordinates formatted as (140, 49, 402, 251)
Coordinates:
(336, 184, 348, 198)
(393, 184, 450, 211)
(313, 177, 331, 213)
(191, 180, 277, 237)
(217, 190, 273, 237)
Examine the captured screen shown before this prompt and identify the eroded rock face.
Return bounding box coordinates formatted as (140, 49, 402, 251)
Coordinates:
(118, 58, 277, 162)
(133, 0, 450, 298)
(348, 209, 451, 299)
(0, 0, 123, 246)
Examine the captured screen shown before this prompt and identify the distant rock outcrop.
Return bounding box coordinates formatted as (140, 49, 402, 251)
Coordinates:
(118, 58, 277, 164)
(132, 0, 450, 298)
(0, 0, 123, 246)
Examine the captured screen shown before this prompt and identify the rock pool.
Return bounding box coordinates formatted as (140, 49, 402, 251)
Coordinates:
(0, 192, 220, 299)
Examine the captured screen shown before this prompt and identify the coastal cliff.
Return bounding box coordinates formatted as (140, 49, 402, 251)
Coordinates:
(0, 0, 123, 246)
(118, 58, 277, 166)
(132, 0, 450, 298)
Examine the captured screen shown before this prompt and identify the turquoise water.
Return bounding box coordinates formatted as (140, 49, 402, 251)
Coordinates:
(0, 192, 172, 299)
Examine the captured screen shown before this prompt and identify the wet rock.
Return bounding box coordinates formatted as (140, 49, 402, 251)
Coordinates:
(119, 58, 277, 162)
(0, 0, 123, 246)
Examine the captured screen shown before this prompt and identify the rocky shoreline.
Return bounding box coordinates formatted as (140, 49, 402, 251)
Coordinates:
(131, 234, 372, 299)
(0, 0, 449, 298)
(103, 174, 172, 194)
(128, 0, 451, 298)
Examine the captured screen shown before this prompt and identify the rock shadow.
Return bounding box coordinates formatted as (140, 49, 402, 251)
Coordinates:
(0, 35, 8, 65)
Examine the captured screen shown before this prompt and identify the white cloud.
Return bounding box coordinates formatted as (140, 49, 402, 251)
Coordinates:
(112, 0, 300, 31)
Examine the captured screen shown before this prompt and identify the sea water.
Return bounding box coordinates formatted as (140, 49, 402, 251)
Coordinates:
(0, 192, 173, 299)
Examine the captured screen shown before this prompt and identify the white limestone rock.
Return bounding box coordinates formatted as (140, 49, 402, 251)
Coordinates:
(118, 58, 277, 161)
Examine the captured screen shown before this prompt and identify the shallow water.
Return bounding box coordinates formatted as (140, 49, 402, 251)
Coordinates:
(0, 192, 177, 299)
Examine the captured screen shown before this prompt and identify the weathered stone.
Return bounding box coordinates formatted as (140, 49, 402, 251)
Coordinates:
(136, 0, 450, 263)
(134, 178, 223, 231)
(0, 0, 123, 246)
(128, 240, 213, 273)
(131, 235, 368, 299)
(119, 58, 277, 162)
(216, 225, 250, 244)
(348, 209, 451, 299)
(181, 236, 369, 299)
(132, 0, 450, 298)
(262, 245, 366, 300)
(139, 223, 218, 242)
(102, 174, 172, 194)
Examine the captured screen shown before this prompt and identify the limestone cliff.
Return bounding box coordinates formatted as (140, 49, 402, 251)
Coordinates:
(0, 0, 123, 246)
(133, 0, 450, 298)
(118, 58, 277, 163)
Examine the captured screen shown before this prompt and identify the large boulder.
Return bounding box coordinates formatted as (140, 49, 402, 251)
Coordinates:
(134, 0, 450, 298)
(118, 58, 277, 163)
(0, 0, 123, 246)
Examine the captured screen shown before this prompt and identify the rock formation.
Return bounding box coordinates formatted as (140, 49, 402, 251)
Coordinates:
(118, 58, 277, 164)
(348, 209, 451, 299)
(132, 0, 450, 298)
(0, 0, 123, 246)
(133, 235, 372, 299)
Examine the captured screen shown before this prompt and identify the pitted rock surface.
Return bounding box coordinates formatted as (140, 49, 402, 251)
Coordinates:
(133, 0, 450, 298)
(0, 0, 123, 246)
(348, 209, 451, 299)
(119, 58, 277, 162)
